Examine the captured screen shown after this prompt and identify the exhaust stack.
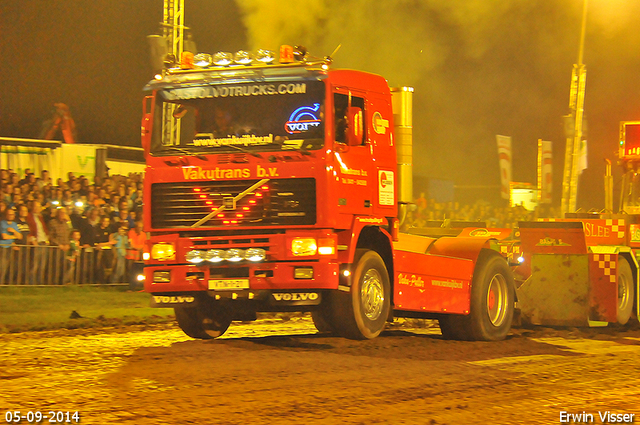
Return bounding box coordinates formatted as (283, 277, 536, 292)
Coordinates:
(391, 87, 414, 224)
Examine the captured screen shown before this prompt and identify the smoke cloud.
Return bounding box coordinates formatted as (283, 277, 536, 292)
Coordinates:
(235, 0, 640, 207)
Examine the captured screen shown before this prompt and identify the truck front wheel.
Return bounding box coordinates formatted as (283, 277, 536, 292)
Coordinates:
(174, 302, 231, 339)
(333, 250, 390, 340)
(311, 309, 337, 334)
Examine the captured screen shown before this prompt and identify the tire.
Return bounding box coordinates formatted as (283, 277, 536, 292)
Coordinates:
(174, 302, 232, 339)
(456, 249, 515, 341)
(438, 314, 467, 340)
(332, 250, 391, 340)
(311, 309, 336, 334)
(617, 257, 634, 325)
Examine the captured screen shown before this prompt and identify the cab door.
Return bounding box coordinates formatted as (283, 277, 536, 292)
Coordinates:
(331, 89, 374, 218)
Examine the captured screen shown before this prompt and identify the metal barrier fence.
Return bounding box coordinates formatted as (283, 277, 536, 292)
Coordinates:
(0, 245, 141, 286)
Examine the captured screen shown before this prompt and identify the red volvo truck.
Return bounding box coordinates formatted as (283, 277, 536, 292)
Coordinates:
(141, 47, 515, 340)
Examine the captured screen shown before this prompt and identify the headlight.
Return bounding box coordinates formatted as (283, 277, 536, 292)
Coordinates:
(205, 249, 225, 263)
(186, 250, 204, 263)
(291, 238, 317, 256)
(151, 243, 175, 261)
(245, 248, 266, 262)
(225, 249, 245, 262)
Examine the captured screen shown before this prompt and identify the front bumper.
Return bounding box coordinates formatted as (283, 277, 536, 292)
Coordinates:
(144, 258, 339, 293)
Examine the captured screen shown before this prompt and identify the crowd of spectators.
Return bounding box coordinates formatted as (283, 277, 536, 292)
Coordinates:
(405, 192, 559, 230)
(0, 168, 147, 285)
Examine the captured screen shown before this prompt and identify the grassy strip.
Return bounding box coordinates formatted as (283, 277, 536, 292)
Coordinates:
(0, 285, 174, 333)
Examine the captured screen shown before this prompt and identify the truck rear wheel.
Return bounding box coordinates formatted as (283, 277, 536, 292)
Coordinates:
(333, 250, 390, 340)
(438, 314, 467, 340)
(174, 303, 232, 339)
(617, 258, 634, 325)
(447, 250, 514, 341)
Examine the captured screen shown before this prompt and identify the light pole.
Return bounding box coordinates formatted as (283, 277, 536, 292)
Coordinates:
(561, 0, 589, 216)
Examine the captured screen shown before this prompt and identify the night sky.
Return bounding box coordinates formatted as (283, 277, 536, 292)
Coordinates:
(2, 0, 640, 208)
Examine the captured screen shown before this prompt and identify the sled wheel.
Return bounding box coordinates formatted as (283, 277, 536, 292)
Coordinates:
(333, 250, 390, 340)
(617, 257, 634, 325)
(463, 249, 514, 341)
(174, 302, 231, 339)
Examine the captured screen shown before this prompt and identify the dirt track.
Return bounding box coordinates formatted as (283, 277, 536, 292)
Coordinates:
(1, 318, 639, 425)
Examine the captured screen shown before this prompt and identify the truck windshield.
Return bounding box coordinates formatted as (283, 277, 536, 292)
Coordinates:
(151, 80, 325, 156)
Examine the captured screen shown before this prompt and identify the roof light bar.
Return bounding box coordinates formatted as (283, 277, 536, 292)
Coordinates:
(213, 51, 233, 66)
(234, 50, 253, 65)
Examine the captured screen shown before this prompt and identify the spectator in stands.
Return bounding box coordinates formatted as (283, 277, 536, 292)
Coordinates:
(2, 184, 12, 204)
(93, 215, 114, 283)
(93, 188, 107, 208)
(64, 229, 82, 284)
(14, 204, 31, 284)
(16, 204, 31, 242)
(127, 219, 146, 262)
(1, 208, 22, 244)
(132, 189, 143, 210)
(111, 223, 130, 283)
(77, 178, 90, 198)
(27, 201, 49, 285)
(61, 189, 74, 209)
(18, 169, 32, 185)
(37, 170, 51, 190)
(1, 208, 23, 283)
(111, 198, 132, 230)
(49, 207, 71, 252)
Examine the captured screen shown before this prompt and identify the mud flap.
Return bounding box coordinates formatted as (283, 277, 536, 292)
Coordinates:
(517, 254, 591, 326)
(517, 221, 620, 326)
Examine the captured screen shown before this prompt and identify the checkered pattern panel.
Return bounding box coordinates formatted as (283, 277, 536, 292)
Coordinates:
(592, 253, 617, 283)
(605, 219, 626, 238)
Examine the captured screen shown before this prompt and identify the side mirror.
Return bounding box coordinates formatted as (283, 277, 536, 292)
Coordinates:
(141, 95, 153, 152)
(347, 106, 364, 146)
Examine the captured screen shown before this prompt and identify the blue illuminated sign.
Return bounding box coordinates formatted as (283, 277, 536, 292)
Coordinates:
(285, 103, 321, 134)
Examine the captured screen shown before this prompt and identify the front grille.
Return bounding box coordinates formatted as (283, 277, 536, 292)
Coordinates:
(151, 178, 316, 228)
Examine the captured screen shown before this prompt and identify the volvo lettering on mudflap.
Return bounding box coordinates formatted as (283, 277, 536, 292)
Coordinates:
(151, 295, 196, 306)
(142, 46, 516, 341)
(271, 292, 321, 305)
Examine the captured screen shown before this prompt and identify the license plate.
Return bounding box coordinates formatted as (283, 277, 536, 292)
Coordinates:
(208, 279, 250, 290)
